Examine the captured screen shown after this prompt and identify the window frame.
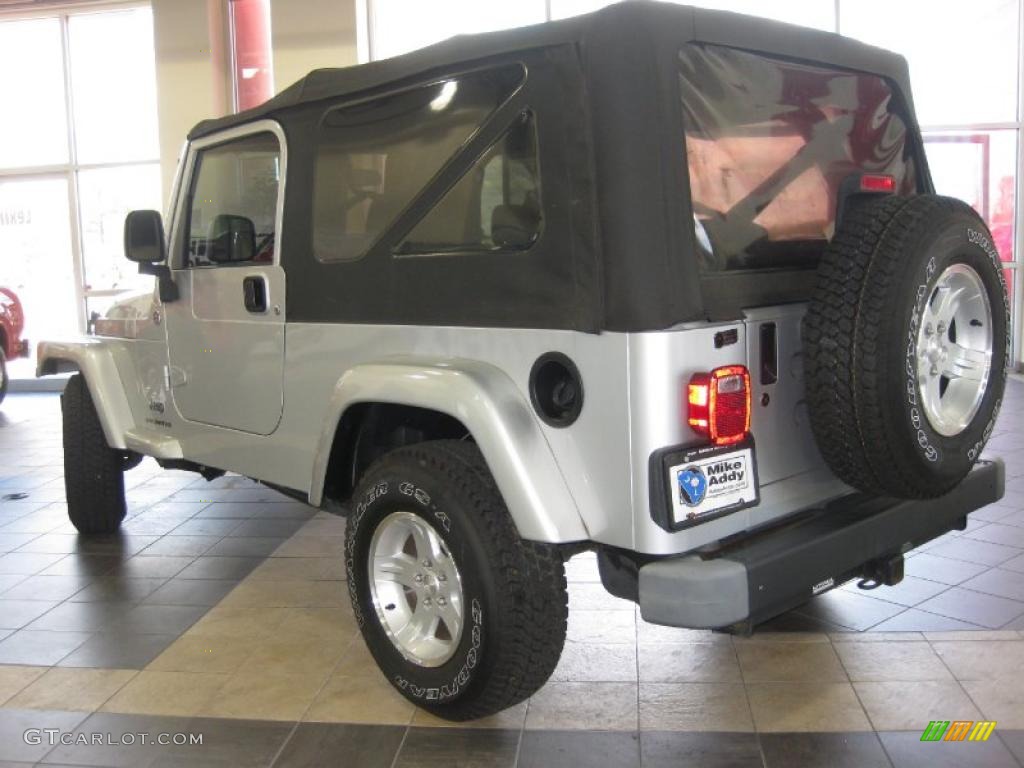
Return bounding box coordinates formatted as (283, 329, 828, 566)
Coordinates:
(171, 119, 288, 271)
(394, 109, 545, 258)
(279, 44, 598, 331)
(310, 62, 529, 265)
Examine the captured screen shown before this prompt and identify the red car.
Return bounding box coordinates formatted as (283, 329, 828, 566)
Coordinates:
(0, 287, 29, 405)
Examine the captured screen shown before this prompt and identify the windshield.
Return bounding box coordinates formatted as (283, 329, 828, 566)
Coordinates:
(680, 44, 918, 271)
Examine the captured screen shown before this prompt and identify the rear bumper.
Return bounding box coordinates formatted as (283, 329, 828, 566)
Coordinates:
(616, 460, 1004, 629)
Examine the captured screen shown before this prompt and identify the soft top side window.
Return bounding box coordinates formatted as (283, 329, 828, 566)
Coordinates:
(185, 131, 281, 268)
(312, 65, 525, 264)
(395, 111, 542, 256)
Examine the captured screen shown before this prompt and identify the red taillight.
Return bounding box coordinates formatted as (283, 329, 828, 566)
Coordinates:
(859, 174, 896, 193)
(687, 365, 751, 445)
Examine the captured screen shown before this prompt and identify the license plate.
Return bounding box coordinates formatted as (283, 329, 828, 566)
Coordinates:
(666, 442, 759, 526)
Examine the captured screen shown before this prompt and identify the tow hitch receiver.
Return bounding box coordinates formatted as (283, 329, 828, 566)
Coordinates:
(858, 554, 904, 589)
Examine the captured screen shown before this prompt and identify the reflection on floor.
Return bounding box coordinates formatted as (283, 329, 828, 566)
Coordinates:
(1, 385, 1023, 767)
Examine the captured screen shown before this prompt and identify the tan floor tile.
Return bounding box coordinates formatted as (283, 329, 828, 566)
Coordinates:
(961, 679, 1024, 728)
(239, 635, 344, 677)
(0, 665, 47, 706)
(205, 582, 263, 609)
(217, 579, 345, 609)
(923, 630, 1022, 642)
(638, 643, 742, 683)
(185, 606, 290, 640)
(636, 621, 732, 645)
(834, 641, 952, 682)
(932, 640, 1024, 680)
(305, 671, 414, 725)
(829, 632, 925, 643)
(7, 668, 136, 711)
(854, 681, 982, 731)
(413, 700, 527, 730)
(147, 635, 257, 674)
(200, 668, 329, 721)
(272, 607, 357, 643)
(639, 682, 753, 732)
(526, 682, 637, 731)
(736, 641, 847, 682)
(273, 535, 345, 558)
(567, 610, 636, 644)
(567, 583, 636, 612)
(551, 641, 637, 682)
(732, 632, 830, 643)
(248, 557, 345, 581)
(746, 682, 872, 732)
(564, 554, 600, 583)
(334, 636, 383, 677)
(296, 518, 346, 537)
(101, 670, 230, 716)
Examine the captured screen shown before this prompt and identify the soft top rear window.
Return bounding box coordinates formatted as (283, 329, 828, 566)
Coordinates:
(680, 44, 917, 272)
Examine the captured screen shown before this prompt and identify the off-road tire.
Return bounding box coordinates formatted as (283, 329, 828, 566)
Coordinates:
(804, 195, 1009, 498)
(0, 347, 7, 406)
(62, 374, 127, 533)
(345, 440, 568, 720)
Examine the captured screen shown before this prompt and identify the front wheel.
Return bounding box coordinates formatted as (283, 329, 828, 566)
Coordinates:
(62, 374, 126, 534)
(345, 440, 568, 721)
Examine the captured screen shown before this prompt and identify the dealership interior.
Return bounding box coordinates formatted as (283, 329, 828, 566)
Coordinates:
(1, 0, 1024, 766)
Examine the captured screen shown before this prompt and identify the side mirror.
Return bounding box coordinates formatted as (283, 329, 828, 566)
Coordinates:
(124, 210, 166, 263)
(124, 209, 178, 303)
(208, 214, 256, 263)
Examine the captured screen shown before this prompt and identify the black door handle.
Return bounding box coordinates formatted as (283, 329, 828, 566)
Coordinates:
(243, 276, 267, 313)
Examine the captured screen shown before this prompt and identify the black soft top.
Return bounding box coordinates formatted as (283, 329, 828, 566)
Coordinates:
(193, 2, 914, 140)
(187, 2, 925, 332)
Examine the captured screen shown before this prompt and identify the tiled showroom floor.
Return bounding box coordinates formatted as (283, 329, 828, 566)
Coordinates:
(0, 385, 1023, 767)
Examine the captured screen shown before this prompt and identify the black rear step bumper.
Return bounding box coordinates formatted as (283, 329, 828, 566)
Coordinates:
(611, 460, 1004, 630)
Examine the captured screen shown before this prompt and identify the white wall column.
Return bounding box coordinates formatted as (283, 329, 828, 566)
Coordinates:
(270, 0, 358, 92)
(151, 0, 232, 206)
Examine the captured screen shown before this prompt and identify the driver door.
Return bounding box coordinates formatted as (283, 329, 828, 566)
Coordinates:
(164, 123, 286, 435)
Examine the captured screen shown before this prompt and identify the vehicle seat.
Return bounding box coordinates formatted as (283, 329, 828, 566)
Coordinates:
(491, 195, 541, 249)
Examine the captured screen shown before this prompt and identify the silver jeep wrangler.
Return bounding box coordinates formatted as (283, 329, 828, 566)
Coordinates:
(38, 2, 1009, 721)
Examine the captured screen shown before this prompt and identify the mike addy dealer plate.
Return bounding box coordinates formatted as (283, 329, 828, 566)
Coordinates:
(668, 442, 759, 525)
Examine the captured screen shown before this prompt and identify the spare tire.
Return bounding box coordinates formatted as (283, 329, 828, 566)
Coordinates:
(804, 194, 1010, 498)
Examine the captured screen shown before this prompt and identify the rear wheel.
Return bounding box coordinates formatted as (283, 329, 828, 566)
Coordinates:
(345, 440, 567, 720)
(804, 195, 1009, 497)
(62, 374, 126, 534)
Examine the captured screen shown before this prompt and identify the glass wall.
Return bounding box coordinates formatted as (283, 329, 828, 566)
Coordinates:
(0, 19, 68, 169)
(0, 177, 77, 354)
(839, 0, 1021, 363)
(0, 4, 160, 377)
(366, 0, 1024, 368)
